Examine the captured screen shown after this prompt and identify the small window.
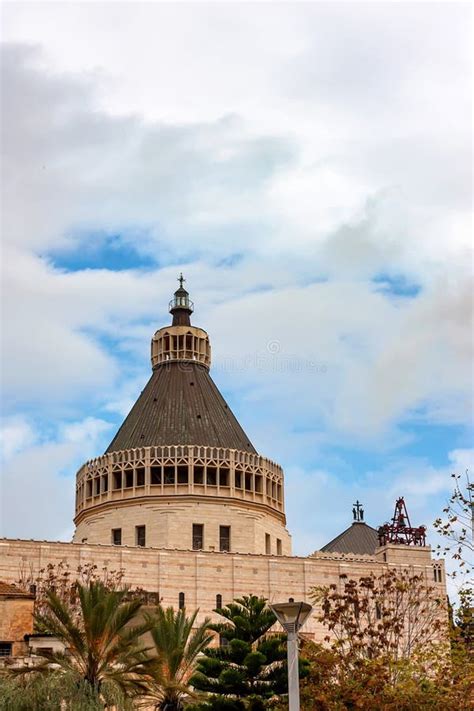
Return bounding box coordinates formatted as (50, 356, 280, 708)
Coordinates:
(125, 469, 133, 488)
(265, 533, 271, 555)
(216, 594, 223, 609)
(151, 466, 161, 485)
(94, 478, 100, 495)
(207, 467, 217, 486)
(136, 467, 145, 487)
(255, 475, 262, 493)
(179, 592, 185, 610)
(245, 473, 252, 491)
(220, 525, 231, 552)
(235, 470, 242, 489)
(136, 525, 146, 547)
(194, 466, 204, 484)
(164, 466, 175, 485)
(193, 524, 204, 550)
(102, 475, 108, 492)
(177, 466, 188, 484)
(276, 538, 282, 555)
(86, 480, 92, 498)
(220, 468, 230, 487)
(35, 646, 53, 656)
(113, 472, 122, 490)
(112, 528, 122, 546)
(0, 643, 12, 657)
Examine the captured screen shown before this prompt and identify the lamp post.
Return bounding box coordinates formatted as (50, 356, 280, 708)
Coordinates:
(269, 600, 312, 711)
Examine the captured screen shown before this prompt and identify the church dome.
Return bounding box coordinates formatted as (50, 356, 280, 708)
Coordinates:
(73, 276, 292, 556)
(106, 274, 255, 454)
(106, 361, 256, 453)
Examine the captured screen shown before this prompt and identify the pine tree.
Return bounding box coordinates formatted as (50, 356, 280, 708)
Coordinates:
(190, 595, 307, 710)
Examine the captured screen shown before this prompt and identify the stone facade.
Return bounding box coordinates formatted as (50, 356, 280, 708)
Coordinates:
(0, 280, 448, 651)
(74, 496, 291, 555)
(0, 583, 34, 657)
(73, 444, 290, 555)
(151, 324, 211, 369)
(0, 538, 446, 644)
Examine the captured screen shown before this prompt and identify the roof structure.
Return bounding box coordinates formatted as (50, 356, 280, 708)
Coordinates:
(106, 362, 256, 453)
(106, 278, 256, 454)
(0, 580, 35, 597)
(320, 522, 379, 556)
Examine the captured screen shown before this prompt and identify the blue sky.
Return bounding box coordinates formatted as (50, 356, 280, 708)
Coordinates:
(1, 4, 472, 588)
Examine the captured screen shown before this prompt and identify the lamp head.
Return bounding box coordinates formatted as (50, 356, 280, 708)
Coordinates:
(270, 601, 313, 634)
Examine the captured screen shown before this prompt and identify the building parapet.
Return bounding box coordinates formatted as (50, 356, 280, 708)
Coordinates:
(74, 445, 285, 522)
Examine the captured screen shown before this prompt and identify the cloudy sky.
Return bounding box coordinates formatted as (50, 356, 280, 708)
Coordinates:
(1, 3, 472, 577)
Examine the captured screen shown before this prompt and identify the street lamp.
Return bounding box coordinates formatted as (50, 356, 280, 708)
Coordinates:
(270, 600, 313, 711)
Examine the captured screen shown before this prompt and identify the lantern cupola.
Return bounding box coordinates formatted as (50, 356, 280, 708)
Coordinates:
(151, 276, 210, 369)
(169, 273, 194, 326)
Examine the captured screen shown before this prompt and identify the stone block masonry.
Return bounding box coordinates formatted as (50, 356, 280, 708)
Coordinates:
(0, 538, 445, 645)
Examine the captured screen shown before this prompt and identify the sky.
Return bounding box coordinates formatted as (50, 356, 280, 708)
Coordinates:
(0, 2, 472, 586)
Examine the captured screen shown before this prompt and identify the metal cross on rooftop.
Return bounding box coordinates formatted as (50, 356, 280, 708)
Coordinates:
(353, 500, 364, 522)
(178, 273, 186, 288)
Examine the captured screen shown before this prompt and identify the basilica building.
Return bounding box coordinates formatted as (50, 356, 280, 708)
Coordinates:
(0, 279, 445, 651)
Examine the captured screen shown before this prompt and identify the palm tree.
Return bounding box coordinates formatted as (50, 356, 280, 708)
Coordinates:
(15, 580, 152, 706)
(144, 605, 213, 710)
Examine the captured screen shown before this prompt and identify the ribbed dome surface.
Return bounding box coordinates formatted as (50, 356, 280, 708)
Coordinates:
(106, 362, 256, 454)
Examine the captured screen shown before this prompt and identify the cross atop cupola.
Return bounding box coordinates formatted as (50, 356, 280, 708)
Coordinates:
(169, 273, 194, 326)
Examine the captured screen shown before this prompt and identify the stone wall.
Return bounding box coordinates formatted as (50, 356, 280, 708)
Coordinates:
(73, 498, 292, 555)
(0, 538, 445, 645)
(0, 595, 34, 656)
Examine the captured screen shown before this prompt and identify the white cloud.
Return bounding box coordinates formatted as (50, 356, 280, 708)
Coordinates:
(60, 417, 112, 445)
(1, 44, 295, 256)
(205, 273, 472, 446)
(3, 34, 472, 438)
(0, 417, 37, 460)
(287, 448, 474, 557)
(0, 417, 112, 540)
(0, 5, 472, 548)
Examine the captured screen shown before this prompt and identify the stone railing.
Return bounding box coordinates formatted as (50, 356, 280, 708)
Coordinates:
(75, 445, 284, 518)
(151, 325, 211, 369)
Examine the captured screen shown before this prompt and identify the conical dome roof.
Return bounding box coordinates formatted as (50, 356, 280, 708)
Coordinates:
(106, 361, 256, 453)
(106, 277, 256, 454)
